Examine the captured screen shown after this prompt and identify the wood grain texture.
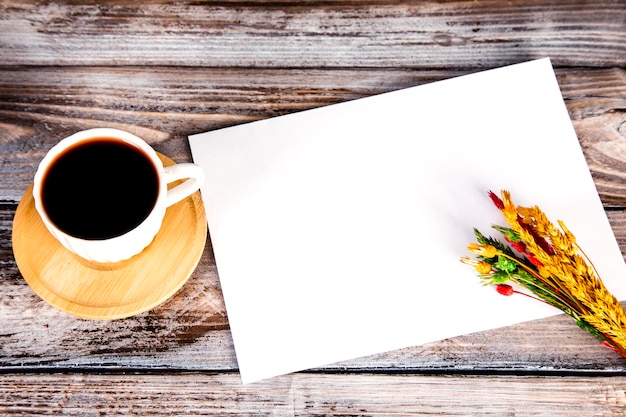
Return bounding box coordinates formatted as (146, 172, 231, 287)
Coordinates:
(1, 373, 625, 416)
(2, 1, 626, 415)
(3, 207, 626, 373)
(1, 66, 625, 203)
(1, 0, 625, 68)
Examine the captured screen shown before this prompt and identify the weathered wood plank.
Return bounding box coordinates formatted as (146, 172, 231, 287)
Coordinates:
(1, 372, 625, 416)
(1, 66, 625, 203)
(1, 1, 624, 414)
(3, 207, 626, 372)
(1, 0, 624, 68)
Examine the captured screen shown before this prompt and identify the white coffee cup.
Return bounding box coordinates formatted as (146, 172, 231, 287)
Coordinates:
(32, 128, 205, 263)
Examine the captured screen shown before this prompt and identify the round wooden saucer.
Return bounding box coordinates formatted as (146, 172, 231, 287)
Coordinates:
(12, 153, 207, 320)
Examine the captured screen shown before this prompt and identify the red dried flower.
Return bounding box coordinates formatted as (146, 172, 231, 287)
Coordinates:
(518, 221, 555, 256)
(496, 284, 514, 296)
(505, 237, 527, 253)
(526, 254, 543, 268)
(488, 190, 505, 209)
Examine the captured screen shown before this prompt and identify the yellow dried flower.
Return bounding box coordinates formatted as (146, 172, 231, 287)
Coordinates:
(467, 243, 497, 258)
(460, 257, 493, 274)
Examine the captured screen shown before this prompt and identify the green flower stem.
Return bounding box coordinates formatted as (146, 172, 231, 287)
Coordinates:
(496, 252, 586, 315)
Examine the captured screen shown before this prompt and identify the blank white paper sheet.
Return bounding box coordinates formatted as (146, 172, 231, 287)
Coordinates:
(189, 58, 626, 384)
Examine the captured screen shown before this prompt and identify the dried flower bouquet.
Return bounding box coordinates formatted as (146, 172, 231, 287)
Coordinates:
(462, 190, 626, 357)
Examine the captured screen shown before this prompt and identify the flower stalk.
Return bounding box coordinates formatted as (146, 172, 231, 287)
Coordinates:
(462, 190, 626, 357)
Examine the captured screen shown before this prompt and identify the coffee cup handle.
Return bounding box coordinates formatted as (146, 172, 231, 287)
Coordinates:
(163, 163, 205, 207)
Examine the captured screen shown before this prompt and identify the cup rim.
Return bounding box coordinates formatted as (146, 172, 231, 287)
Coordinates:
(32, 128, 166, 245)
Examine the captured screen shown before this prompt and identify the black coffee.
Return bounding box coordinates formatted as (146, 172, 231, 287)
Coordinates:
(41, 138, 159, 240)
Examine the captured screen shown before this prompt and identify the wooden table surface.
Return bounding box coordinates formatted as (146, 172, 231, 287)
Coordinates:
(1, 0, 626, 415)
